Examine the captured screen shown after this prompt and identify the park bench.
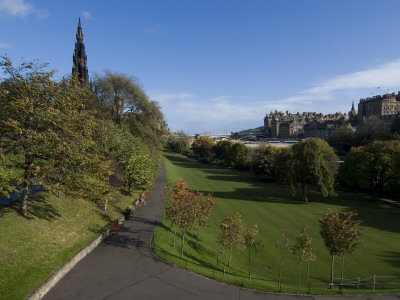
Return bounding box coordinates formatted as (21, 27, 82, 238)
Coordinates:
(109, 219, 124, 235)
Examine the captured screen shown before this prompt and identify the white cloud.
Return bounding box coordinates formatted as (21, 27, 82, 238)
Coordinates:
(0, 0, 48, 18)
(155, 59, 400, 133)
(82, 11, 92, 20)
(0, 43, 10, 49)
(279, 59, 400, 106)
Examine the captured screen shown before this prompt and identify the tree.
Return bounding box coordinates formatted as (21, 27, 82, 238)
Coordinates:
(192, 137, 215, 161)
(168, 131, 191, 154)
(93, 71, 167, 153)
(93, 71, 147, 124)
(275, 227, 291, 289)
(229, 143, 248, 169)
(165, 178, 205, 259)
(291, 226, 315, 287)
(194, 193, 214, 246)
(319, 210, 362, 287)
(213, 140, 234, 165)
(0, 56, 111, 217)
(243, 224, 263, 279)
(165, 178, 187, 246)
(275, 138, 338, 203)
(338, 140, 400, 199)
(217, 212, 244, 273)
(174, 189, 203, 259)
(254, 145, 283, 178)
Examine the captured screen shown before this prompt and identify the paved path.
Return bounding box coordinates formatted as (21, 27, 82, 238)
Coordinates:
(43, 165, 399, 300)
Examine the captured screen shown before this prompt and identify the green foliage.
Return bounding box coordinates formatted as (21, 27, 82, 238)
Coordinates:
(192, 137, 215, 161)
(253, 146, 284, 178)
(168, 131, 191, 154)
(229, 143, 248, 169)
(213, 140, 234, 165)
(95, 120, 159, 194)
(155, 152, 400, 294)
(338, 140, 400, 198)
(243, 224, 263, 279)
(328, 126, 357, 154)
(291, 226, 315, 286)
(93, 71, 167, 152)
(276, 227, 291, 288)
(275, 138, 338, 203)
(319, 209, 362, 285)
(0, 56, 111, 216)
(217, 212, 244, 271)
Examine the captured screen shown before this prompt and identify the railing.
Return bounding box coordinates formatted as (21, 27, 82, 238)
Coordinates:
(151, 239, 400, 294)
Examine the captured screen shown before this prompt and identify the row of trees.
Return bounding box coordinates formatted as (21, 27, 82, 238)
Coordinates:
(0, 56, 166, 216)
(216, 210, 362, 288)
(168, 135, 340, 203)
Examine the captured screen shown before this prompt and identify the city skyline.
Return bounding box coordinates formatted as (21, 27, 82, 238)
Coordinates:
(2, 0, 400, 134)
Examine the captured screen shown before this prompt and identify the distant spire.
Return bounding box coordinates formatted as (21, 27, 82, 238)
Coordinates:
(72, 18, 89, 87)
(351, 100, 355, 111)
(76, 18, 83, 42)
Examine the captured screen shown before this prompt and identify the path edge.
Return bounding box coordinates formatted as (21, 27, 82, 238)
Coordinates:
(25, 228, 110, 300)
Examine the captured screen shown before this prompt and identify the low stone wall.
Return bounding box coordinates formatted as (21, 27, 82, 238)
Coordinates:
(25, 228, 110, 300)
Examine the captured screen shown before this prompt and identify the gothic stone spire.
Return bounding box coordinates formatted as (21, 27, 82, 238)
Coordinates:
(72, 18, 89, 87)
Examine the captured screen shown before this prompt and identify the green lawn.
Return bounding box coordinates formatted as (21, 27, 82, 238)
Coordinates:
(0, 190, 138, 300)
(153, 151, 400, 294)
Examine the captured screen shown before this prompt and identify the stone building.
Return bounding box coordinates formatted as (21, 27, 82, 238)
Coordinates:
(358, 92, 400, 130)
(263, 107, 356, 140)
(72, 19, 89, 87)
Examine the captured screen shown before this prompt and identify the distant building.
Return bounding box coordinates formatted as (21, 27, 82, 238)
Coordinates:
(263, 105, 357, 140)
(358, 92, 400, 130)
(72, 19, 89, 87)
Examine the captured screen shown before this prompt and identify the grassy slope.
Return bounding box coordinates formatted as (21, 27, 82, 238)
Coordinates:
(153, 152, 400, 294)
(0, 190, 138, 300)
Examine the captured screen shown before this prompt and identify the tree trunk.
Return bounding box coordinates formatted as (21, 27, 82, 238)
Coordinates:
(248, 249, 251, 279)
(196, 226, 200, 246)
(173, 223, 176, 246)
(21, 181, 29, 217)
(278, 260, 282, 288)
(330, 255, 335, 288)
(302, 183, 308, 203)
(307, 261, 310, 284)
(104, 198, 108, 211)
(297, 262, 302, 288)
(223, 250, 227, 274)
(341, 254, 345, 286)
(229, 246, 233, 267)
(180, 231, 185, 259)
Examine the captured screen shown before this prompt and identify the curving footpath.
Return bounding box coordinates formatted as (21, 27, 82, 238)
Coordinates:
(43, 165, 399, 300)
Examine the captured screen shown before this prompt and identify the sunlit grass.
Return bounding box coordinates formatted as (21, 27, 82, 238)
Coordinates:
(0, 190, 138, 300)
(153, 151, 400, 294)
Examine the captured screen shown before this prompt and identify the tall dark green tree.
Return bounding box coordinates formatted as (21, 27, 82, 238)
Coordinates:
(338, 140, 400, 199)
(275, 138, 338, 203)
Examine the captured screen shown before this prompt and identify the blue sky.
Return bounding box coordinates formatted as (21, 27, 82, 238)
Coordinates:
(2, 0, 400, 134)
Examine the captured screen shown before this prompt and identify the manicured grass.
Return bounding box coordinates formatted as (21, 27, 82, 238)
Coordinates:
(0, 190, 138, 300)
(153, 151, 400, 294)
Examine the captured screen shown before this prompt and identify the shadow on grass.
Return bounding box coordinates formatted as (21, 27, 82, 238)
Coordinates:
(164, 152, 400, 234)
(381, 251, 400, 272)
(27, 191, 61, 220)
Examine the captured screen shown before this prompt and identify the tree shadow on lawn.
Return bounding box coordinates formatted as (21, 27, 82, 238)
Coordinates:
(27, 191, 61, 220)
(197, 186, 400, 234)
(381, 251, 400, 272)
(167, 152, 400, 234)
